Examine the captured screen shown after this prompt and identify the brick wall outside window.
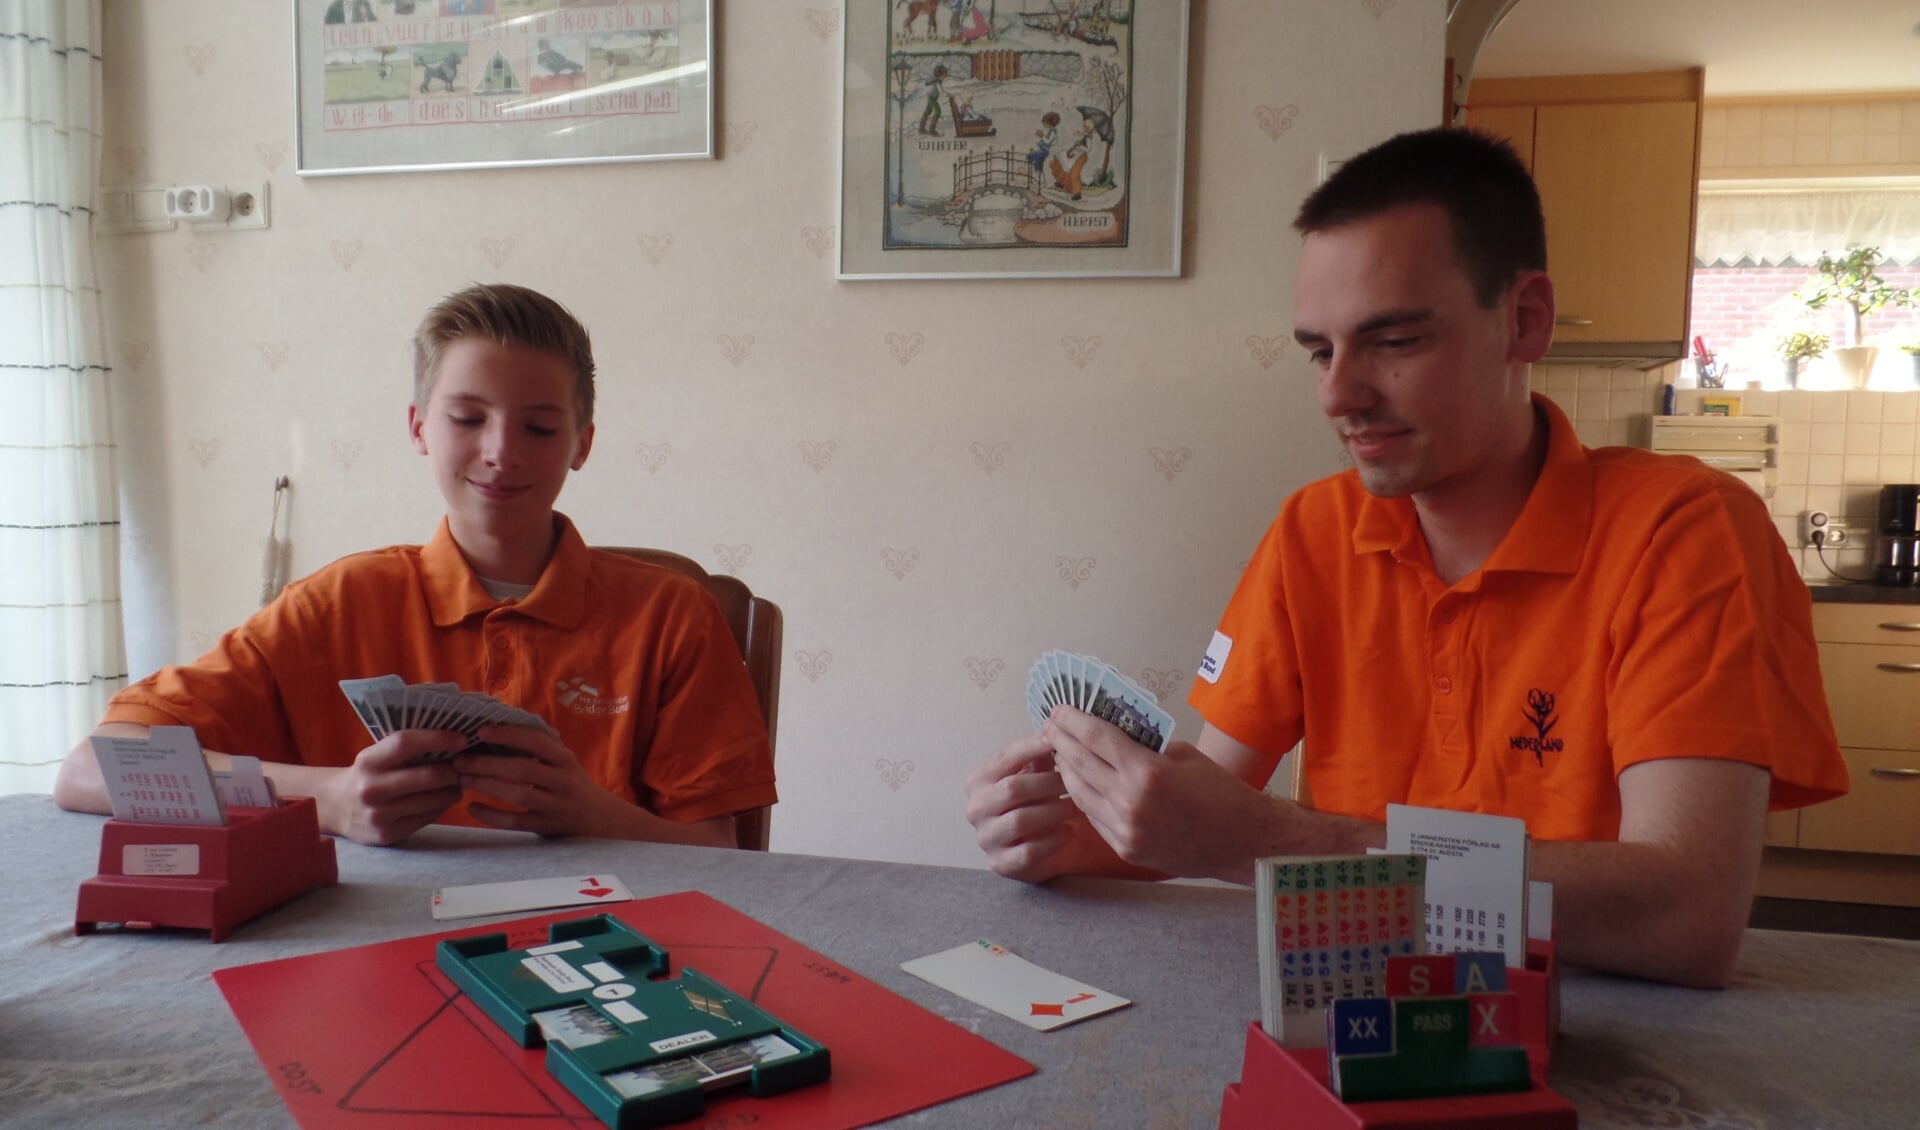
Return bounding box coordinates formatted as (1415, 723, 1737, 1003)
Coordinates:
(1690, 264, 1920, 388)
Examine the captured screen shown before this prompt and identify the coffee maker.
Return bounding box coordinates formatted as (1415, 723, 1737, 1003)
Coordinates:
(1874, 484, 1920, 586)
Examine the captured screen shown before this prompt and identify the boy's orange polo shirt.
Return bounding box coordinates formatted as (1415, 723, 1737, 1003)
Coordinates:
(106, 515, 775, 826)
(1190, 395, 1846, 842)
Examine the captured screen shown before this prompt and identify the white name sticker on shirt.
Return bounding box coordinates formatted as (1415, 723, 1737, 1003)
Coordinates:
(1198, 631, 1233, 684)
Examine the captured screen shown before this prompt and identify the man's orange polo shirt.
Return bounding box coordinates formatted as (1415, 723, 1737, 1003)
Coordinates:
(1189, 395, 1847, 842)
(106, 514, 776, 826)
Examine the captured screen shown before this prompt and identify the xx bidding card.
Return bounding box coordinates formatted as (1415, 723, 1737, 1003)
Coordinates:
(901, 940, 1130, 1032)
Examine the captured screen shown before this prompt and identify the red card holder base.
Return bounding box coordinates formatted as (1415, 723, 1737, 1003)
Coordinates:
(1219, 940, 1572, 1130)
(75, 795, 338, 942)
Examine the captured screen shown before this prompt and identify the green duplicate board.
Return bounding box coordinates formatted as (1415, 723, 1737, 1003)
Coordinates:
(437, 914, 831, 1130)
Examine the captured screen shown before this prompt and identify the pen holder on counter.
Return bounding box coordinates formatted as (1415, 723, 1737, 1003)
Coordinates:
(1219, 940, 1571, 1129)
(74, 796, 338, 942)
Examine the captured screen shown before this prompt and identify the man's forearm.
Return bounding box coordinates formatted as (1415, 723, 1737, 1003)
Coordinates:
(1529, 837, 1755, 989)
(1248, 796, 1755, 989)
(1212, 794, 1386, 886)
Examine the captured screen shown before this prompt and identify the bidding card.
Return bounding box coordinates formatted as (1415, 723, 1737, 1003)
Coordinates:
(213, 755, 277, 808)
(92, 725, 227, 826)
(901, 940, 1130, 1032)
(431, 874, 636, 921)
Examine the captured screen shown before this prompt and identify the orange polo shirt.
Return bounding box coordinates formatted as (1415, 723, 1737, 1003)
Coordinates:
(1189, 395, 1847, 842)
(106, 514, 776, 826)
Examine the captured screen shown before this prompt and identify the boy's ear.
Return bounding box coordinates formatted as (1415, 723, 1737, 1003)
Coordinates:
(407, 403, 429, 455)
(570, 422, 596, 471)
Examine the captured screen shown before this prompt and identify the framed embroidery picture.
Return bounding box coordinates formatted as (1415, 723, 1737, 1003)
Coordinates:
(294, 0, 713, 176)
(837, 0, 1190, 279)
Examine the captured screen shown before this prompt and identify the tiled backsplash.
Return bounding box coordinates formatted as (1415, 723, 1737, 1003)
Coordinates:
(1700, 97, 1920, 177)
(1535, 363, 1917, 578)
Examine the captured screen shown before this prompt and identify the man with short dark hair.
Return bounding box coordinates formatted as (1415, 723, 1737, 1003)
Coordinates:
(965, 128, 1848, 989)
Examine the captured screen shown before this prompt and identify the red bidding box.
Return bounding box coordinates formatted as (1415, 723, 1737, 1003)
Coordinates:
(75, 797, 339, 942)
(1219, 940, 1573, 1130)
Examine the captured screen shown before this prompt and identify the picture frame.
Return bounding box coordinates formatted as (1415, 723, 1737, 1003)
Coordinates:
(293, 0, 712, 177)
(837, 0, 1189, 280)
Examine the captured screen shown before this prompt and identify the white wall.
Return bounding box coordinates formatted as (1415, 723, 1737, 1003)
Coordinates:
(97, 0, 1444, 866)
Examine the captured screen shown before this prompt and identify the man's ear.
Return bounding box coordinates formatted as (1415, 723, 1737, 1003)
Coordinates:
(407, 403, 429, 455)
(570, 422, 595, 471)
(1509, 271, 1556, 364)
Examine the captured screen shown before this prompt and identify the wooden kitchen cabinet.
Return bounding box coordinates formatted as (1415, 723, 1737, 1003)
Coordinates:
(1799, 604, 1920, 857)
(1466, 70, 1702, 358)
(1757, 602, 1920, 908)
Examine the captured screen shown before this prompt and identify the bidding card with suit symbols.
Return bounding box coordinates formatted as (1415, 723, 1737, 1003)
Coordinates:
(429, 874, 636, 920)
(902, 940, 1131, 1032)
(1025, 650, 1175, 752)
(338, 675, 558, 765)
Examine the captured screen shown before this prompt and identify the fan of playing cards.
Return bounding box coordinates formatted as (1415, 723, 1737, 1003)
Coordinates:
(339, 675, 558, 764)
(1025, 651, 1175, 752)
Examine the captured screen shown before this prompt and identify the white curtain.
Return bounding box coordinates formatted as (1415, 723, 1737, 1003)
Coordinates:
(1696, 188, 1920, 267)
(0, 0, 125, 793)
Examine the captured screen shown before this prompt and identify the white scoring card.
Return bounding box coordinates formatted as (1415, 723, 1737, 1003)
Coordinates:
(92, 726, 227, 826)
(901, 940, 1130, 1032)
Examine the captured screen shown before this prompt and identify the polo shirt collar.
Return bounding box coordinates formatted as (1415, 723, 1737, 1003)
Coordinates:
(1348, 392, 1592, 577)
(422, 513, 592, 629)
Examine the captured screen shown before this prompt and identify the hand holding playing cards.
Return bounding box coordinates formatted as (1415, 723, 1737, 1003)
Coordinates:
(964, 733, 1083, 883)
(320, 730, 468, 846)
(1047, 706, 1288, 883)
(453, 723, 643, 840)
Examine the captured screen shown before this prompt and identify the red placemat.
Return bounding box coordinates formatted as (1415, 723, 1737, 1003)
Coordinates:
(215, 890, 1034, 1128)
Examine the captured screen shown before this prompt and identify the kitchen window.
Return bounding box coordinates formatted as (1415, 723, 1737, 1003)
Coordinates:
(1690, 186, 1920, 390)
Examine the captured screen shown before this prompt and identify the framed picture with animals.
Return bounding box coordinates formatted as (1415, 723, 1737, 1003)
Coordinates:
(837, 0, 1190, 280)
(294, 0, 713, 176)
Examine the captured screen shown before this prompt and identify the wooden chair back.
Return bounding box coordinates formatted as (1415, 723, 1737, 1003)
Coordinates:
(600, 547, 781, 851)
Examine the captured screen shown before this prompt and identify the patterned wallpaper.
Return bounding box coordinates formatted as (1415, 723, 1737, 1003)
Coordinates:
(95, 0, 1444, 865)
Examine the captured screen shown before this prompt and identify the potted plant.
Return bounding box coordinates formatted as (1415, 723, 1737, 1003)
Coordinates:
(1776, 331, 1829, 389)
(1797, 245, 1918, 388)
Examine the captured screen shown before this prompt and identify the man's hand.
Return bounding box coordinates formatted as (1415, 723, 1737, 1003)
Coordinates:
(964, 734, 1083, 882)
(1047, 707, 1298, 883)
(318, 730, 467, 846)
(452, 723, 641, 839)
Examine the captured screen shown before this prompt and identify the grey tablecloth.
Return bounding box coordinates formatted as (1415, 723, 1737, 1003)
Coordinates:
(1, 794, 1914, 1129)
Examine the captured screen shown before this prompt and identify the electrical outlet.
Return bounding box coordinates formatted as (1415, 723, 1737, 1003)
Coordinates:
(1800, 511, 1853, 548)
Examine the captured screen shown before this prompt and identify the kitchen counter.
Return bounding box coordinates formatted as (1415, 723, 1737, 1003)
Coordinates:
(1806, 582, 1920, 605)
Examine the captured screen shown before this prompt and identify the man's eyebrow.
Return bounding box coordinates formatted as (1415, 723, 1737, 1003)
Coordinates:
(1294, 308, 1438, 346)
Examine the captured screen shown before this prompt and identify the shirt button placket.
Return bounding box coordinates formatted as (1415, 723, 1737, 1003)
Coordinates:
(485, 613, 512, 697)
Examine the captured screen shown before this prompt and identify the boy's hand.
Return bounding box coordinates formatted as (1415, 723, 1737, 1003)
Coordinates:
(453, 724, 632, 839)
(321, 730, 467, 846)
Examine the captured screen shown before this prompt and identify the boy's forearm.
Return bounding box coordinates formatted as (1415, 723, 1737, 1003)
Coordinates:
(597, 804, 738, 848)
(56, 723, 339, 824)
(53, 722, 146, 813)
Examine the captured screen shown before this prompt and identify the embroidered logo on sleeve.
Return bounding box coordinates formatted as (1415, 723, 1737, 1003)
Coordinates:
(556, 676, 631, 717)
(1508, 688, 1563, 765)
(1197, 630, 1233, 684)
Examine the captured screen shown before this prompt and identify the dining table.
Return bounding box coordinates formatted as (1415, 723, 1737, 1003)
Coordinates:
(1, 793, 1913, 1129)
